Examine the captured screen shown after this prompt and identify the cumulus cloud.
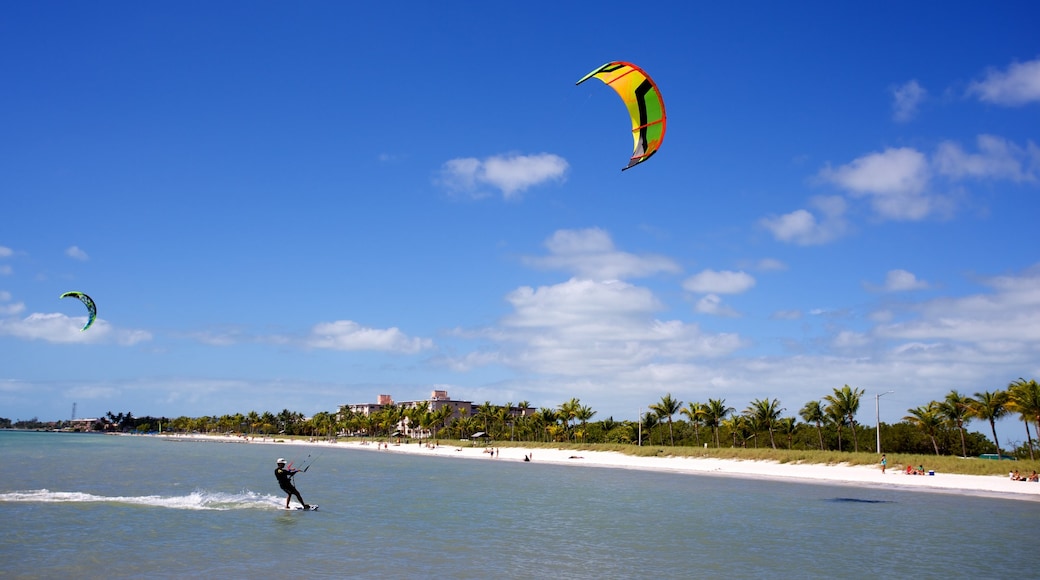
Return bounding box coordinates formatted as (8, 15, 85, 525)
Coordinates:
(760, 195, 849, 245)
(65, 246, 89, 261)
(694, 294, 739, 317)
(0, 312, 151, 345)
(682, 269, 756, 294)
(523, 228, 680, 280)
(306, 320, 434, 353)
(881, 269, 929, 292)
(487, 278, 744, 376)
(818, 147, 945, 220)
(436, 152, 568, 199)
(819, 147, 930, 196)
(892, 79, 927, 122)
(934, 134, 1040, 183)
(968, 57, 1040, 106)
(0, 291, 25, 316)
(875, 265, 1040, 344)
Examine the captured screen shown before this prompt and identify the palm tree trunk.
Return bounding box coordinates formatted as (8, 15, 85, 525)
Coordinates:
(989, 419, 1002, 456)
(1024, 421, 1034, 461)
(849, 417, 859, 452)
(957, 422, 968, 457)
(816, 423, 824, 450)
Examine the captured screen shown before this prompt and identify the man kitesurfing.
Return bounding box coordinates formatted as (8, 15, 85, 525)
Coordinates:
(274, 458, 310, 510)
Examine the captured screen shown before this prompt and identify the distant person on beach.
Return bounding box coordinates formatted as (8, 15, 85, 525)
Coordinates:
(880, 454, 887, 474)
(275, 458, 308, 509)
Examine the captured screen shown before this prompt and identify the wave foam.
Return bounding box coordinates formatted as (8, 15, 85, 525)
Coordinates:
(0, 489, 284, 510)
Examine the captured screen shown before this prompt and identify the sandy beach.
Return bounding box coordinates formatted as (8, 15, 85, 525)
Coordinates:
(162, 433, 1040, 502)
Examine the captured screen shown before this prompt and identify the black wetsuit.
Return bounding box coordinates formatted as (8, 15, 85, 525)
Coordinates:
(275, 466, 298, 493)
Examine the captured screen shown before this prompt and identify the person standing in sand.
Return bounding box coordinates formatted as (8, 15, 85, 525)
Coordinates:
(275, 458, 308, 509)
(880, 454, 887, 474)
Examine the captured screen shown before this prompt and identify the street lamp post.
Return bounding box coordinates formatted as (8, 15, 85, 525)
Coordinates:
(875, 390, 894, 453)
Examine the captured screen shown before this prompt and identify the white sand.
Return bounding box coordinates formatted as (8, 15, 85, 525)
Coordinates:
(162, 433, 1040, 502)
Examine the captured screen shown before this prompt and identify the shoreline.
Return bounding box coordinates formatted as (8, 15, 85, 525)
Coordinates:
(157, 433, 1040, 502)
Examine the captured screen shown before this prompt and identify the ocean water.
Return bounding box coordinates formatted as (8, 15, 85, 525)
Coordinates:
(1, 431, 1038, 579)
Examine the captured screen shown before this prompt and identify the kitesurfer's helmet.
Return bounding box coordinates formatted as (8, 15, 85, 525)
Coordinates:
(277, 458, 286, 465)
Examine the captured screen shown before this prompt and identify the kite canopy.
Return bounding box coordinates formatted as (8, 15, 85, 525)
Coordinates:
(576, 61, 667, 171)
(60, 291, 97, 331)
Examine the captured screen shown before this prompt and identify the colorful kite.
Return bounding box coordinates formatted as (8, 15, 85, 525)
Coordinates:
(60, 291, 97, 331)
(576, 61, 667, 171)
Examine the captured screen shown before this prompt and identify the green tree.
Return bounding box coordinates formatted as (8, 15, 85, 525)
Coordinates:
(1008, 378, 1040, 461)
(938, 390, 974, 457)
(681, 402, 706, 446)
(746, 397, 783, 449)
(575, 405, 597, 442)
(649, 393, 683, 446)
(799, 400, 826, 450)
(904, 404, 943, 455)
(703, 398, 733, 448)
(971, 389, 1010, 457)
(824, 385, 864, 452)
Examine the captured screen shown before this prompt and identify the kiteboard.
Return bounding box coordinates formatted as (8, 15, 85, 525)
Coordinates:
(288, 505, 318, 511)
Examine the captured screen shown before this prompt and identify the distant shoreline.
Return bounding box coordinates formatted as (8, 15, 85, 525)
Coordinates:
(150, 432, 1040, 502)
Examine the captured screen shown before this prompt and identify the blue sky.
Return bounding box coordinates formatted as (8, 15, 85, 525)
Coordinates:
(2, 2, 1039, 435)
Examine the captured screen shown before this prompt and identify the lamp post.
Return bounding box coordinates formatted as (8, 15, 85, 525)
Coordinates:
(875, 390, 894, 453)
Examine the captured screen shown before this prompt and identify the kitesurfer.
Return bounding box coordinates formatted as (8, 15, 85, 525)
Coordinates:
(275, 458, 308, 509)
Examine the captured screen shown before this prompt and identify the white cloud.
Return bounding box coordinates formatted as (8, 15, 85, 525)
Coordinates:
(820, 147, 930, 196)
(934, 135, 1039, 183)
(65, 246, 90, 261)
(882, 269, 929, 292)
(0, 290, 25, 315)
(875, 265, 1040, 344)
(524, 228, 680, 280)
(0, 246, 12, 258)
(818, 148, 944, 220)
(892, 79, 926, 122)
(694, 294, 739, 317)
(436, 153, 568, 199)
(682, 269, 756, 294)
(486, 278, 745, 376)
(0, 312, 151, 345)
(968, 57, 1040, 106)
(760, 195, 849, 245)
(306, 320, 434, 353)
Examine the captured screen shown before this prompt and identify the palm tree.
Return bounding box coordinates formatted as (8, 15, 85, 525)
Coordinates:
(824, 402, 846, 451)
(641, 411, 660, 445)
(824, 385, 864, 452)
(971, 389, 1010, 457)
(776, 417, 797, 449)
(703, 398, 733, 448)
(937, 390, 974, 457)
(904, 404, 943, 455)
(746, 398, 783, 449)
(1008, 378, 1040, 461)
(575, 405, 596, 442)
(557, 399, 580, 441)
(680, 402, 706, 446)
(649, 393, 683, 446)
(799, 400, 826, 450)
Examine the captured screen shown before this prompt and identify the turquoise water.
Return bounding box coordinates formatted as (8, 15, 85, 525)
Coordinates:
(2, 431, 1038, 578)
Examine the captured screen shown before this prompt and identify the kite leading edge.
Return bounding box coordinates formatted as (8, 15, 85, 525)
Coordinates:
(576, 61, 667, 171)
(60, 291, 97, 331)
